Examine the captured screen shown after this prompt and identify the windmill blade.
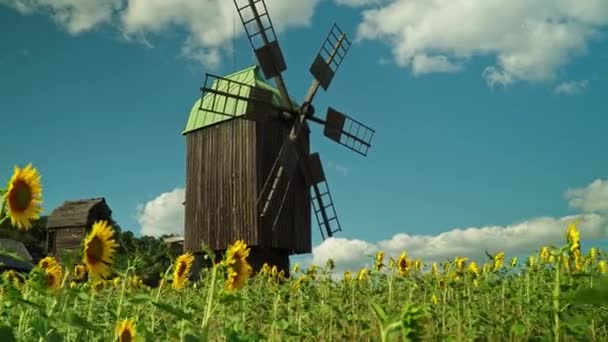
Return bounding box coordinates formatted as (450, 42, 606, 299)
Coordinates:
(233, 0, 293, 108)
(258, 119, 311, 230)
(257, 137, 301, 220)
(303, 23, 351, 106)
(199, 73, 288, 122)
(323, 107, 375, 157)
(305, 153, 342, 240)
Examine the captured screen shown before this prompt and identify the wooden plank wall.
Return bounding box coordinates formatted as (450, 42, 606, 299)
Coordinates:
(184, 119, 258, 252)
(256, 119, 312, 254)
(50, 226, 86, 260)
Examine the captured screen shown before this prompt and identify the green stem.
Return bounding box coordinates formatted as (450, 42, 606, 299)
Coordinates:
(387, 271, 393, 309)
(201, 263, 218, 332)
(553, 256, 561, 342)
(115, 264, 131, 320)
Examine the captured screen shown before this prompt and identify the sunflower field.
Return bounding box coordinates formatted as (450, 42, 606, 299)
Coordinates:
(2, 165, 608, 341)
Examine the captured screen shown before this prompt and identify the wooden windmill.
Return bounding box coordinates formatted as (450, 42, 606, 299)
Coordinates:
(182, 0, 375, 275)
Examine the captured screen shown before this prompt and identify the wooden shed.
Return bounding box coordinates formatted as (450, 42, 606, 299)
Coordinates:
(46, 198, 113, 260)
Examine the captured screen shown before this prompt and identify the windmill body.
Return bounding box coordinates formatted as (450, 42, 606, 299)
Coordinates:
(182, 66, 311, 272)
(182, 0, 375, 275)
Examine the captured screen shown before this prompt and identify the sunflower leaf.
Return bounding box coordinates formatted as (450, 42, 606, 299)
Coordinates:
(129, 293, 153, 304)
(151, 301, 193, 320)
(64, 312, 101, 332)
(369, 302, 389, 324)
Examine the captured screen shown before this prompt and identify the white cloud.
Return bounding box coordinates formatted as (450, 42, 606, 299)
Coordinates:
(1, 0, 123, 34)
(411, 54, 461, 75)
(1, 0, 321, 67)
(565, 179, 608, 212)
(121, 0, 321, 66)
(334, 0, 385, 7)
(311, 213, 608, 273)
(136, 187, 185, 237)
(554, 80, 590, 95)
(355, 0, 608, 86)
(327, 161, 351, 176)
(308, 178, 608, 273)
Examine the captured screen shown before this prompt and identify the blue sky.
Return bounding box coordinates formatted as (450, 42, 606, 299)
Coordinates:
(1, 0, 607, 270)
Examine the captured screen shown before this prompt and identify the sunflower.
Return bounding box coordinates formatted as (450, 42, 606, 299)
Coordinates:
(527, 256, 536, 268)
(73, 264, 87, 281)
(260, 263, 271, 276)
(357, 267, 369, 282)
(82, 220, 118, 279)
(2, 270, 24, 288)
(454, 257, 468, 270)
(397, 251, 409, 275)
(467, 261, 480, 276)
(223, 240, 252, 291)
(45, 265, 63, 290)
(492, 252, 505, 272)
(431, 262, 439, 278)
(115, 318, 137, 342)
(38, 256, 58, 270)
(539, 246, 551, 263)
(3, 164, 43, 229)
(172, 252, 195, 290)
(343, 270, 352, 283)
(599, 261, 608, 274)
(91, 279, 105, 293)
(374, 250, 384, 271)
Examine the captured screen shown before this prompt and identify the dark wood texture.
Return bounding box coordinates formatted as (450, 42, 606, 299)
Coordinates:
(46, 198, 113, 260)
(184, 117, 311, 256)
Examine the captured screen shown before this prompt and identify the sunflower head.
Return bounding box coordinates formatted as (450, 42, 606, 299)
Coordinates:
(431, 262, 439, 277)
(598, 260, 608, 274)
(374, 250, 384, 271)
(91, 279, 105, 293)
(3, 164, 43, 230)
(115, 318, 137, 342)
(2, 270, 24, 288)
(454, 257, 468, 270)
(566, 222, 581, 255)
(539, 246, 551, 263)
(38, 256, 58, 270)
(73, 264, 87, 281)
(343, 270, 352, 283)
(493, 252, 505, 271)
(357, 267, 369, 282)
(467, 261, 480, 277)
(527, 255, 536, 268)
(45, 265, 63, 291)
(397, 252, 409, 275)
(82, 220, 119, 279)
(224, 240, 252, 292)
(172, 252, 195, 290)
(260, 263, 271, 276)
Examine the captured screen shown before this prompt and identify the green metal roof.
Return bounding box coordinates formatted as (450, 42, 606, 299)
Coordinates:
(182, 65, 297, 134)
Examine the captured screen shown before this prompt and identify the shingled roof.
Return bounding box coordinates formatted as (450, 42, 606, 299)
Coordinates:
(46, 197, 112, 229)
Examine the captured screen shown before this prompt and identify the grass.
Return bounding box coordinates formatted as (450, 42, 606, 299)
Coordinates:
(0, 231, 607, 341)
